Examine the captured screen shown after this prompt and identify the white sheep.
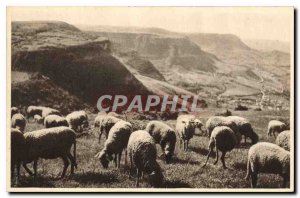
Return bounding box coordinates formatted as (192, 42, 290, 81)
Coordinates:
(267, 120, 287, 138)
(34, 114, 43, 124)
(44, 114, 69, 128)
(95, 120, 132, 169)
(27, 106, 45, 119)
(11, 113, 26, 133)
(206, 116, 242, 145)
(145, 120, 176, 163)
(127, 130, 163, 187)
(276, 130, 290, 151)
(202, 126, 237, 169)
(176, 115, 197, 151)
(11, 128, 26, 186)
(11, 107, 19, 118)
(66, 110, 89, 133)
(227, 116, 258, 144)
(22, 126, 77, 178)
(245, 142, 290, 188)
(107, 112, 122, 118)
(42, 107, 61, 118)
(96, 115, 121, 141)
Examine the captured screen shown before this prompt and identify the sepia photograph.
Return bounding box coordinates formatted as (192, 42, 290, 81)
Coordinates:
(7, 6, 294, 192)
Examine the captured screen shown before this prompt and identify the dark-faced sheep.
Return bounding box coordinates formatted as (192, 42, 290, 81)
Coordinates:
(44, 115, 69, 128)
(127, 130, 163, 187)
(34, 114, 43, 124)
(22, 127, 77, 178)
(145, 121, 176, 164)
(202, 126, 237, 169)
(27, 106, 45, 119)
(11, 113, 26, 133)
(95, 120, 132, 169)
(267, 120, 288, 138)
(245, 142, 290, 188)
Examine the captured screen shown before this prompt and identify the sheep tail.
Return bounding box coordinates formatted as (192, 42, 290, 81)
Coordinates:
(73, 140, 77, 168)
(244, 159, 250, 180)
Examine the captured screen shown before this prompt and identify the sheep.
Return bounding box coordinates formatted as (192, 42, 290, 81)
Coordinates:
(27, 106, 45, 119)
(22, 126, 77, 178)
(44, 115, 69, 128)
(145, 121, 176, 164)
(205, 116, 242, 145)
(96, 115, 121, 141)
(276, 130, 290, 151)
(94, 114, 108, 143)
(107, 112, 122, 118)
(267, 120, 288, 138)
(226, 116, 258, 144)
(202, 126, 237, 169)
(127, 130, 163, 187)
(176, 115, 197, 151)
(245, 142, 290, 188)
(98, 111, 107, 116)
(95, 120, 132, 169)
(11, 113, 26, 133)
(11, 107, 19, 118)
(66, 110, 89, 133)
(11, 128, 26, 186)
(42, 107, 61, 118)
(34, 114, 43, 124)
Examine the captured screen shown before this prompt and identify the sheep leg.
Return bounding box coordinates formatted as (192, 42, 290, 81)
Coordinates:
(98, 131, 102, 143)
(244, 135, 247, 144)
(221, 151, 227, 169)
(23, 163, 34, 176)
(186, 140, 190, 152)
(136, 168, 141, 187)
(16, 162, 21, 186)
(202, 148, 212, 168)
(33, 159, 38, 178)
(60, 156, 70, 178)
(250, 173, 257, 188)
(114, 154, 118, 168)
(67, 153, 76, 175)
(124, 149, 128, 166)
(282, 176, 288, 188)
(213, 146, 219, 165)
(118, 152, 122, 169)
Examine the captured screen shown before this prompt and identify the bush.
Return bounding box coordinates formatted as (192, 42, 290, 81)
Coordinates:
(234, 104, 248, 111)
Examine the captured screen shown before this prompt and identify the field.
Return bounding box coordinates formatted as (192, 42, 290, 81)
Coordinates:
(12, 109, 290, 189)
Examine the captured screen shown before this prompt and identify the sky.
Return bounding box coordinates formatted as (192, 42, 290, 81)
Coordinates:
(8, 7, 294, 42)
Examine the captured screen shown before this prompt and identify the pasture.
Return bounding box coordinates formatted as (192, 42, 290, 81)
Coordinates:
(13, 109, 291, 189)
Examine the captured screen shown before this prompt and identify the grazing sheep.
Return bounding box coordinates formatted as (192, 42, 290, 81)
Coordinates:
(11, 128, 26, 186)
(107, 112, 122, 118)
(276, 130, 290, 151)
(202, 126, 237, 169)
(11, 107, 19, 118)
(11, 113, 26, 133)
(44, 115, 69, 128)
(206, 116, 242, 145)
(145, 121, 176, 163)
(66, 111, 89, 133)
(27, 106, 45, 119)
(22, 126, 77, 178)
(34, 114, 43, 124)
(42, 107, 61, 118)
(94, 114, 107, 143)
(267, 120, 287, 138)
(245, 142, 290, 188)
(127, 130, 163, 187)
(176, 115, 196, 151)
(227, 116, 258, 144)
(95, 120, 132, 169)
(97, 115, 121, 140)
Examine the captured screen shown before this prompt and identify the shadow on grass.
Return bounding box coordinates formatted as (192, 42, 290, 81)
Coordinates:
(171, 156, 199, 165)
(15, 175, 56, 187)
(189, 146, 216, 158)
(232, 161, 247, 170)
(72, 171, 118, 184)
(164, 180, 192, 188)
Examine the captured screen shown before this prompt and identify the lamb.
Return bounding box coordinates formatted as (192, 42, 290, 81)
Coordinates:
(176, 115, 197, 151)
(267, 120, 288, 138)
(11, 113, 26, 133)
(11, 128, 26, 186)
(27, 106, 45, 119)
(22, 126, 77, 178)
(96, 115, 121, 141)
(34, 114, 43, 124)
(95, 120, 132, 169)
(276, 130, 290, 151)
(11, 107, 18, 118)
(42, 107, 61, 118)
(145, 121, 176, 164)
(127, 130, 163, 187)
(245, 142, 290, 188)
(66, 110, 89, 133)
(44, 115, 69, 128)
(226, 116, 258, 144)
(202, 126, 237, 169)
(205, 116, 242, 145)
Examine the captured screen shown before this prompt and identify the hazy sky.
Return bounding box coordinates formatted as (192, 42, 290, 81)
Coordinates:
(8, 7, 293, 42)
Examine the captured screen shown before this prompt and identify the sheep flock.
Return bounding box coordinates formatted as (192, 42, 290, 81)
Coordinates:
(10, 106, 292, 189)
